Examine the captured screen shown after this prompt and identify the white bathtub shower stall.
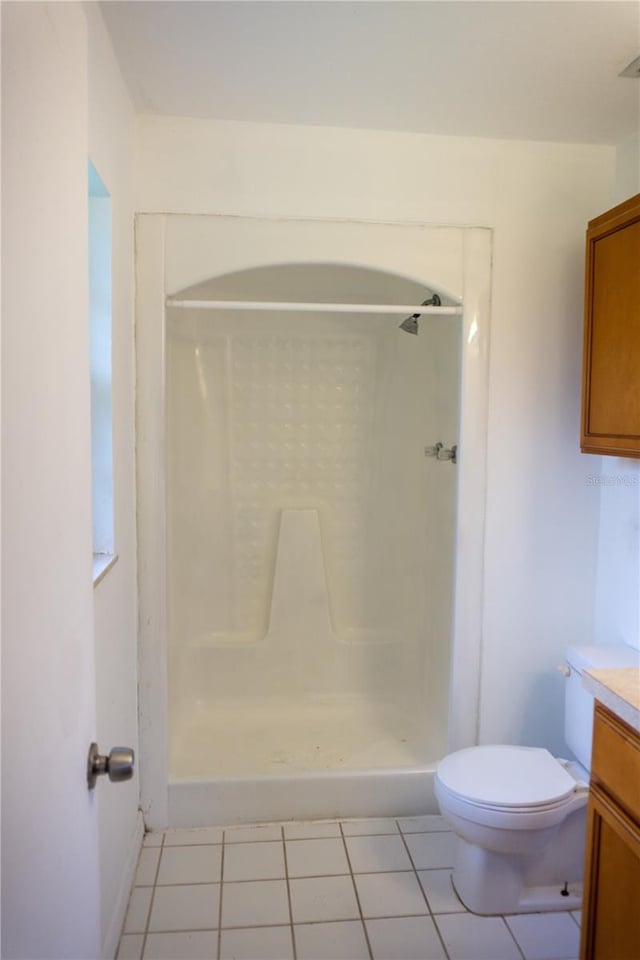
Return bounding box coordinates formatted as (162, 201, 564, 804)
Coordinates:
(136, 214, 491, 828)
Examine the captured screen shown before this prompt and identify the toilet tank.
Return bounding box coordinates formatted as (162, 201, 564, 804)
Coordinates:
(564, 643, 640, 771)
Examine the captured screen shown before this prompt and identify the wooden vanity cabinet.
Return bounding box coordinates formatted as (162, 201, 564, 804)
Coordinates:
(581, 193, 640, 457)
(580, 703, 640, 960)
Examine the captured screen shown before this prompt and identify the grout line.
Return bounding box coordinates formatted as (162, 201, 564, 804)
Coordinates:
(216, 832, 225, 960)
(214, 827, 453, 844)
(394, 819, 434, 918)
(501, 915, 527, 960)
(339, 822, 374, 960)
(298, 911, 434, 922)
(396, 820, 452, 960)
(281, 825, 298, 960)
(140, 921, 294, 934)
(161, 841, 222, 848)
(140, 831, 165, 960)
(222, 835, 283, 844)
(144, 913, 489, 935)
(148, 868, 414, 886)
(397, 830, 451, 837)
(430, 915, 452, 960)
(140, 860, 480, 889)
(156, 827, 452, 846)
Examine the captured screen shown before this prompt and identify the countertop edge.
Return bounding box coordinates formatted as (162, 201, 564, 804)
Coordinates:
(583, 668, 640, 734)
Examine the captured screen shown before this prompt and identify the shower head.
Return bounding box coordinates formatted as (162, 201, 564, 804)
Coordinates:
(399, 314, 419, 335)
(399, 294, 441, 335)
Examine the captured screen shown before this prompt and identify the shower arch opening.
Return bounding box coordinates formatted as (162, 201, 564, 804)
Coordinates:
(166, 259, 462, 308)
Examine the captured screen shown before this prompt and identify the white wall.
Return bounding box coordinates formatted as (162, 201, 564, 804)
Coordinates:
(614, 131, 640, 201)
(86, 5, 141, 957)
(135, 115, 615, 756)
(593, 112, 640, 655)
(2, 4, 101, 957)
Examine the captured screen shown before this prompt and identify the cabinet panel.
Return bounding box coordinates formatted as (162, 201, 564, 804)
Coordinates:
(591, 703, 640, 820)
(581, 193, 640, 457)
(581, 786, 640, 960)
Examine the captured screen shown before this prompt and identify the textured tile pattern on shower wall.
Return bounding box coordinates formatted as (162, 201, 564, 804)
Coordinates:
(230, 335, 376, 635)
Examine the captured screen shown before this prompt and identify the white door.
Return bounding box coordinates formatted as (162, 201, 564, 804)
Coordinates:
(1, 5, 102, 958)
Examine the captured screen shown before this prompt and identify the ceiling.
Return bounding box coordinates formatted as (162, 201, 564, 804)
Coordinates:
(101, 1, 640, 145)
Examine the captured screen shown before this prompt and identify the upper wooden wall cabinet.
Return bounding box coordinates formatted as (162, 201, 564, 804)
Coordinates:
(581, 193, 640, 457)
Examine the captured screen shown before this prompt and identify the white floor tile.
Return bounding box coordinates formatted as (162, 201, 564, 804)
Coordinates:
(223, 840, 285, 881)
(285, 837, 350, 877)
(143, 931, 218, 959)
(397, 816, 449, 834)
(117, 934, 144, 959)
(224, 824, 282, 843)
(124, 888, 153, 934)
(506, 912, 581, 960)
(164, 828, 223, 847)
(355, 872, 428, 918)
(345, 835, 412, 873)
(571, 910, 582, 927)
(148, 884, 220, 932)
(143, 832, 164, 847)
(404, 832, 457, 869)
(366, 916, 446, 959)
(289, 875, 360, 923)
(417, 869, 466, 914)
(221, 879, 290, 928)
(436, 913, 522, 960)
(220, 925, 294, 960)
(157, 845, 222, 885)
(135, 848, 161, 886)
(294, 920, 370, 960)
(283, 821, 341, 839)
(118, 816, 597, 960)
(341, 819, 399, 836)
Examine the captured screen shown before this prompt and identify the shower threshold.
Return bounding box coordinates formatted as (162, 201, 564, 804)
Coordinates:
(166, 694, 440, 827)
(170, 696, 434, 780)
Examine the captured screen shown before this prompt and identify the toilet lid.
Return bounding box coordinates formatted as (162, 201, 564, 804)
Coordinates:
(436, 745, 577, 808)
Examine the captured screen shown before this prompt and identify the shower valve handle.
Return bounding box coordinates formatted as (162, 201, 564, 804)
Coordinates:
(437, 444, 457, 464)
(425, 443, 457, 464)
(424, 443, 443, 458)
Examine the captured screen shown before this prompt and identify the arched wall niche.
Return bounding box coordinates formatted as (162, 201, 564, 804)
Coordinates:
(162, 214, 467, 303)
(169, 260, 461, 308)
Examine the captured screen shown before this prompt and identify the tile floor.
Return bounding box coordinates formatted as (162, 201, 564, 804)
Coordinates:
(118, 817, 582, 960)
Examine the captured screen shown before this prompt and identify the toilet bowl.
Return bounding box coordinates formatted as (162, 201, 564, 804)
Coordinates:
(435, 745, 589, 914)
(435, 643, 640, 916)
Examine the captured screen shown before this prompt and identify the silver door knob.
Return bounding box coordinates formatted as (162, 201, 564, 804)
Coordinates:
(87, 742, 135, 789)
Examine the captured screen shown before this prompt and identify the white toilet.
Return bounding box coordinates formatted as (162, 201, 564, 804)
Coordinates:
(435, 643, 640, 916)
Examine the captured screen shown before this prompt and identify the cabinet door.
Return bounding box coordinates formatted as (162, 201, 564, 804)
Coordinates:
(581, 784, 640, 960)
(581, 194, 640, 457)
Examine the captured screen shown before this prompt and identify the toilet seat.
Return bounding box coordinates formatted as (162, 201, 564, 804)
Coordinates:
(436, 745, 577, 807)
(435, 745, 588, 831)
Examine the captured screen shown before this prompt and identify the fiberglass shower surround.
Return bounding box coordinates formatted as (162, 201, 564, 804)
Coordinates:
(166, 276, 461, 782)
(135, 215, 491, 827)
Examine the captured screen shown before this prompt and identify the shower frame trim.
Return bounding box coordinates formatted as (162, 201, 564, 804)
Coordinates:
(135, 212, 492, 828)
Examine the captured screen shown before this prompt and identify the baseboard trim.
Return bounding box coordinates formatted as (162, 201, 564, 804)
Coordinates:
(101, 810, 144, 959)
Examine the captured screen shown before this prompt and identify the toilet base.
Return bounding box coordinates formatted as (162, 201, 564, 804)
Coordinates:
(451, 836, 583, 915)
(452, 873, 582, 915)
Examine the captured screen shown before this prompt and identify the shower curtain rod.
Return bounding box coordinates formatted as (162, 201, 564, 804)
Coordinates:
(165, 298, 463, 316)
